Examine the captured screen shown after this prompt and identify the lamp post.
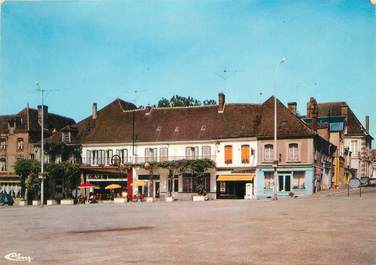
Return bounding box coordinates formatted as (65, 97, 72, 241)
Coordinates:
(272, 58, 287, 200)
(35, 81, 45, 206)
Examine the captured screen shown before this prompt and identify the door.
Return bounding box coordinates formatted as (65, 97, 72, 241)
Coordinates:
(278, 174, 291, 192)
(154, 181, 160, 198)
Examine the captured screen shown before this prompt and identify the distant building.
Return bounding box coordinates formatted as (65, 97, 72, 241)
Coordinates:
(43, 94, 335, 200)
(0, 105, 75, 195)
(302, 98, 373, 187)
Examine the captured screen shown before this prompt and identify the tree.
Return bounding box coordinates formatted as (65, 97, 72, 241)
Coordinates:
(157, 95, 216, 108)
(14, 159, 41, 201)
(203, 99, 216, 105)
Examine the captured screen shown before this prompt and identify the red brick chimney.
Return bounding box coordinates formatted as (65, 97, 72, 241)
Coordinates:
(218, 92, 225, 113)
(288, 102, 297, 115)
(145, 105, 152, 115)
(92, 103, 97, 120)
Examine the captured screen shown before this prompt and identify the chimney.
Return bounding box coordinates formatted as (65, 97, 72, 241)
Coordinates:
(92, 103, 97, 120)
(288, 102, 297, 115)
(218, 92, 225, 112)
(366, 115, 370, 133)
(340, 103, 348, 123)
(145, 105, 152, 115)
(37, 105, 48, 128)
(307, 98, 318, 132)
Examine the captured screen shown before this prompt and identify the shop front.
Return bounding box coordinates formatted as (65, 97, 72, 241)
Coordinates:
(216, 175, 255, 199)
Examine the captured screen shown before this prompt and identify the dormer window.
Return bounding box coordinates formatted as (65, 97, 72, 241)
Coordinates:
(156, 126, 162, 132)
(200, 125, 206, 131)
(174, 126, 180, 133)
(62, 131, 71, 143)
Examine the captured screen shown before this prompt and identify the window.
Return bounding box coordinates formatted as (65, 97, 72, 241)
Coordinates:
(0, 138, 6, 150)
(145, 148, 157, 162)
(293, 172, 305, 189)
(264, 144, 274, 161)
(0, 158, 6, 172)
(62, 132, 71, 143)
(92, 150, 98, 165)
(86, 150, 92, 164)
(202, 146, 211, 159)
(106, 150, 113, 165)
(288, 143, 299, 161)
(224, 145, 233, 164)
(168, 175, 179, 192)
(185, 146, 199, 159)
(241, 145, 250, 164)
(264, 172, 274, 189)
(351, 140, 359, 154)
(182, 173, 210, 193)
(160, 147, 168, 162)
(17, 138, 24, 151)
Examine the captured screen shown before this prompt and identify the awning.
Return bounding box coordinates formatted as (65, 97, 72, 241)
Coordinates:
(217, 175, 254, 182)
(131, 180, 145, 187)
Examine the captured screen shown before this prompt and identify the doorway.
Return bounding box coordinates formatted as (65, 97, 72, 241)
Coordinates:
(278, 174, 291, 192)
(154, 181, 160, 198)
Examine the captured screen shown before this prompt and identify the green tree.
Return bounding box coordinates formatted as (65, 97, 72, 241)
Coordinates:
(203, 99, 216, 105)
(14, 159, 41, 201)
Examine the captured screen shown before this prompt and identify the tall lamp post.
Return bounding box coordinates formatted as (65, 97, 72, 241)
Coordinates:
(35, 81, 45, 206)
(273, 58, 287, 200)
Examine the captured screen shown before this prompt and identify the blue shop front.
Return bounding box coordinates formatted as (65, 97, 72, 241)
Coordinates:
(255, 165, 314, 199)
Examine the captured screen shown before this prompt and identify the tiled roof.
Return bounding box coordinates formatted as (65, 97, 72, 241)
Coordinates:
(316, 102, 369, 137)
(0, 107, 75, 142)
(46, 96, 318, 145)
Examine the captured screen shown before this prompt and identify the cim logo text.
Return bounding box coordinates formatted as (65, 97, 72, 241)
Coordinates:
(4, 252, 32, 263)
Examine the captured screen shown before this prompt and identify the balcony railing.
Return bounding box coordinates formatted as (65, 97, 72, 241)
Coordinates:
(81, 155, 216, 167)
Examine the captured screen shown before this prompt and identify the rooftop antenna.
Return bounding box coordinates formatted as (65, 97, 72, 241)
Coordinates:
(216, 68, 242, 94)
(33, 81, 59, 207)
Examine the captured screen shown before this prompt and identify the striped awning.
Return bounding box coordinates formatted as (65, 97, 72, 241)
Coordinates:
(217, 175, 254, 182)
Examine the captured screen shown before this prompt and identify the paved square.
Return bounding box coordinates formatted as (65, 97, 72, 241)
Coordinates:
(1, 189, 376, 265)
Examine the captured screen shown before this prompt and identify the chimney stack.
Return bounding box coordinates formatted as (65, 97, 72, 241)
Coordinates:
(288, 102, 297, 115)
(145, 105, 152, 115)
(218, 92, 225, 113)
(307, 98, 318, 132)
(92, 103, 97, 120)
(37, 105, 48, 128)
(366, 115, 370, 133)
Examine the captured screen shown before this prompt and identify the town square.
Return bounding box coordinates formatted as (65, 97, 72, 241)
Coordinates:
(1, 0, 376, 264)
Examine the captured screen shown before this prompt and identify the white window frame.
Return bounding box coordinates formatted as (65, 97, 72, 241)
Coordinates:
(264, 144, 274, 161)
(287, 143, 299, 162)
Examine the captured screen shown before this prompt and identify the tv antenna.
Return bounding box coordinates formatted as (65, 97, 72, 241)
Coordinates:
(216, 68, 243, 93)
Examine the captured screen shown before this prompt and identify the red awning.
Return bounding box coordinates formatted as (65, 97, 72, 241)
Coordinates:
(79, 183, 96, 188)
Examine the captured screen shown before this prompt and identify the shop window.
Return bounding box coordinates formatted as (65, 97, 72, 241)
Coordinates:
(17, 138, 24, 151)
(293, 172, 305, 189)
(288, 143, 299, 161)
(202, 146, 211, 159)
(264, 172, 274, 189)
(241, 145, 250, 164)
(224, 145, 233, 164)
(183, 174, 210, 193)
(264, 144, 274, 161)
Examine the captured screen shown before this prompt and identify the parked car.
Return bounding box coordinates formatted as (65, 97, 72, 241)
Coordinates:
(0, 192, 14, 206)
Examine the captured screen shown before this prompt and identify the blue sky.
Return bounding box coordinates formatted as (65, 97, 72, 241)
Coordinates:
(1, 0, 375, 139)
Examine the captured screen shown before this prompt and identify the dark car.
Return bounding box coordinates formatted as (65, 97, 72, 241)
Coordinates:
(0, 192, 14, 206)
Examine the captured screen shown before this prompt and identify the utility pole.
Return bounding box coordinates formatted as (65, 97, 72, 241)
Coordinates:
(35, 81, 45, 206)
(272, 58, 287, 200)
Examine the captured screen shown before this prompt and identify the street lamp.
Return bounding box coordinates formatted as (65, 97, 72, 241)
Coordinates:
(273, 58, 287, 200)
(35, 81, 45, 206)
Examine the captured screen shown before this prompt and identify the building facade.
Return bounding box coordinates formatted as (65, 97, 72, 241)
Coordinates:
(0, 105, 75, 196)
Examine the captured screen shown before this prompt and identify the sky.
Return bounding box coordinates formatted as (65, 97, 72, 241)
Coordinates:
(0, 0, 375, 140)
